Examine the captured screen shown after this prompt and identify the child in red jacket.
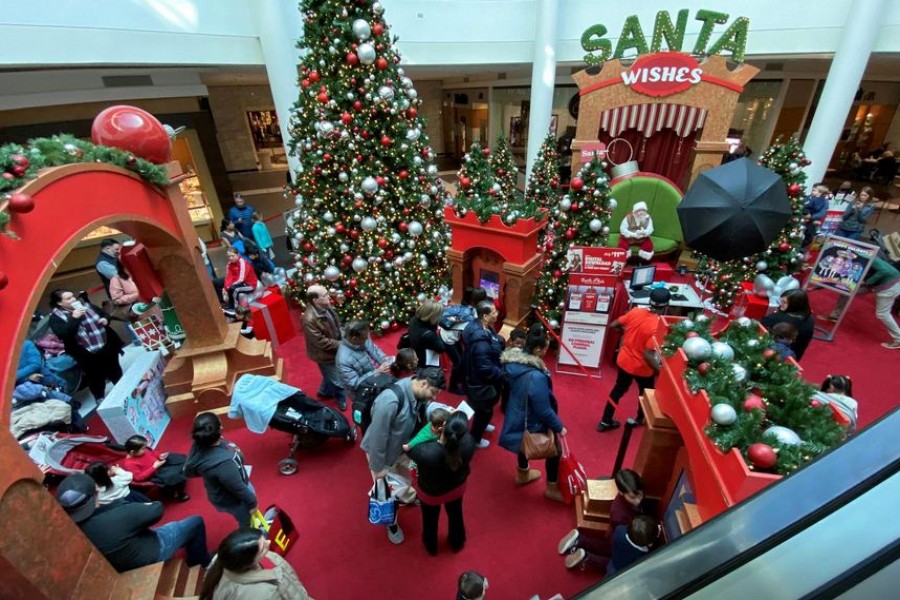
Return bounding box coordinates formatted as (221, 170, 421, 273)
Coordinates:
(122, 434, 190, 501)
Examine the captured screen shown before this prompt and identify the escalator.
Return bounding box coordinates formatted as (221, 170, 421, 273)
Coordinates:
(574, 408, 900, 599)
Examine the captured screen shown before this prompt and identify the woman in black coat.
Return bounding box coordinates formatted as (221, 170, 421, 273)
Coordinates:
(408, 300, 447, 369)
(760, 289, 815, 360)
(48, 289, 124, 400)
(407, 411, 476, 556)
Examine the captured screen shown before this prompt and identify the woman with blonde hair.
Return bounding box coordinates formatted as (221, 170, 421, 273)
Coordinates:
(408, 300, 447, 370)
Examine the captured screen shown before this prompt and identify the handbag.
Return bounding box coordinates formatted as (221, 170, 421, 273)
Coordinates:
(519, 372, 558, 460)
(368, 478, 396, 526)
(251, 504, 300, 557)
(101, 300, 134, 322)
(558, 437, 587, 503)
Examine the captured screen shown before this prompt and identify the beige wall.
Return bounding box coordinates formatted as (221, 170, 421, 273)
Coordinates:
(416, 80, 445, 155)
(207, 85, 275, 172)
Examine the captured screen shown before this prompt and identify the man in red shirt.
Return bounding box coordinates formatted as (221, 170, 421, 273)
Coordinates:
(597, 288, 670, 432)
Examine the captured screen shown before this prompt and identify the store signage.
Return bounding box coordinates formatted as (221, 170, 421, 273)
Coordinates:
(579, 141, 607, 163)
(582, 9, 749, 66)
(621, 52, 702, 97)
(566, 246, 627, 275)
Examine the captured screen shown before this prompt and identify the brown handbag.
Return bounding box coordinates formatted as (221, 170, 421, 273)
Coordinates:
(519, 372, 558, 460)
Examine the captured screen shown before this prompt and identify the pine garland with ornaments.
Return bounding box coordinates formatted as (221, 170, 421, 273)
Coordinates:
(453, 142, 498, 223)
(492, 134, 519, 202)
(0, 134, 168, 238)
(699, 136, 811, 311)
(526, 132, 563, 218)
(661, 316, 845, 474)
(533, 158, 615, 325)
(283, 0, 450, 328)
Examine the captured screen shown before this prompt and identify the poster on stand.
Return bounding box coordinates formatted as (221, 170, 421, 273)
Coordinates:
(805, 235, 879, 342)
(557, 247, 627, 377)
(98, 351, 171, 447)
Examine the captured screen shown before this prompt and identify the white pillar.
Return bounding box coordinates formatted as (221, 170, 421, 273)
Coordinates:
(251, 0, 304, 180)
(803, 0, 885, 185)
(524, 0, 560, 183)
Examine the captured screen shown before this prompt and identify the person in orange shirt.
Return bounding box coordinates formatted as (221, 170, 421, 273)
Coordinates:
(596, 288, 670, 432)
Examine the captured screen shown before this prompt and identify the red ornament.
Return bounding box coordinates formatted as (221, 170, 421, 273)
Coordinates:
(309, 70, 320, 82)
(301, 78, 311, 88)
(398, 222, 408, 232)
(12, 154, 28, 167)
(375, 176, 386, 186)
(380, 135, 392, 147)
(0, 270, 7, 290)
(810, 399, 822, 408)
(778, 242, 791, 252)
(373, 22, 385, 36)
(482, 148, 491, 157)
(459, 177, 471, 189)
(686, 331, 699, 338)
(488, 188, 497, 196)
(390, 322, 400, 331)
(335, 223, 346, 234)
(747, 443, 777, 469)
(407, 108, 417, 119)
(91, 105, 171, 164)
(322, 153, 332, 162)
(497, 168, 505, 176)
(317, 91, 329, 103)
(570, 178, 585, 191)
(788, 183, 802, 195)
(341, 113, 352, 125)
(349, 278, 358, 288)
(564, 228, 576, 240)
(11, 165, 27, 177)
(553, 270, 562, 278)
(7, 192, 34, 213)
(398, 170, 409, 179)
(697, 362, 711, 375)
(762, 348, 776, 360)
(743, 394, 767, 413)
(353, 100, 363, 111)
(570, 203, 579, 212)
(2, 173, 14, 181)
(346, 52, 360, 66)
(375, 57, 389, 70)
(377, 238, 389, 249)
(350, 230, 360, 240)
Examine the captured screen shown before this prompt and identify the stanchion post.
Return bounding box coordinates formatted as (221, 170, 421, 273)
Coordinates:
(611, 418, 637, 476)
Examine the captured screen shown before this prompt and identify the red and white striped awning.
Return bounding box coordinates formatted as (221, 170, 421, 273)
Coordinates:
(600, 104, 708, 139)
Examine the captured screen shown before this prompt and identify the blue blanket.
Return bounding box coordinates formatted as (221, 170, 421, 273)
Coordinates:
(229, 374, 301, 433)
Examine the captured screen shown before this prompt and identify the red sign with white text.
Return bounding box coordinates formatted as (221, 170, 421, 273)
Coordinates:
(621, 52, 702, 98)
(580, 141, 607, 164)
(565, 246, 628, 276)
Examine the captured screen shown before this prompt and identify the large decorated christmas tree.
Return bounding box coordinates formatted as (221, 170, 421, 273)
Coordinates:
(284, 0, 449, 328)
(701, 137, 811, 311)
(533, 158, 614, 325)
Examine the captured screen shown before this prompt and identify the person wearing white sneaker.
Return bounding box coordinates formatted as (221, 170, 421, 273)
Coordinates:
(827, 257, 900, 350)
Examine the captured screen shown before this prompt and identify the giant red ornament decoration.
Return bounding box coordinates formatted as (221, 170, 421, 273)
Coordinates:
(7, 192, 34, 213)
(570, 177, 585, 191)
(747, 443, 777, 469)
(91, 105, 171, 164)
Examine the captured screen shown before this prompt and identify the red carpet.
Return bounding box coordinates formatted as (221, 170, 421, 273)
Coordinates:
(116, 297, 896, 599)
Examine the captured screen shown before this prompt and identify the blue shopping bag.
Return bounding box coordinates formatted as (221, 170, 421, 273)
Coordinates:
(368, 478, 396, 526)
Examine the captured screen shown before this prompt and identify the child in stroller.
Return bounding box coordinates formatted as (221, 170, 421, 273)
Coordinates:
(230, 374, 356, 475)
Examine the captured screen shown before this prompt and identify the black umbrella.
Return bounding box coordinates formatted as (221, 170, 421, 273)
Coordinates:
(677, 157, 792, 262)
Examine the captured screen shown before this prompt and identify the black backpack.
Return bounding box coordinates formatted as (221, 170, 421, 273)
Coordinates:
(352, 372, 402, 434)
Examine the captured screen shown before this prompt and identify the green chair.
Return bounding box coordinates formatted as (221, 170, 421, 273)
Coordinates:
(607, 174, 684, 256)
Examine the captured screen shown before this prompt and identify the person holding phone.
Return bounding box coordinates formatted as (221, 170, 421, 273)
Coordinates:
(49, 289, 124, 402)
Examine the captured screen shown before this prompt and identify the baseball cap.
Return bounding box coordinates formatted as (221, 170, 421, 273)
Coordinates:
(649, 287, 671, 307)
(56, 473, 98, 523)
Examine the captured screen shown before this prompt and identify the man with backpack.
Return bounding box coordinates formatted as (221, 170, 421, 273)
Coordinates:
(361, 367, 444, 544)
(336, 320, 391, 417)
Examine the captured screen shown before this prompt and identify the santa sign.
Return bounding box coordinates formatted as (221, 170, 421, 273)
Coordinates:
(621, 52, 703, 97)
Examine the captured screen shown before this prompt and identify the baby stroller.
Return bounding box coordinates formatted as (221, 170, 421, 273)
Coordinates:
(230, 374, 356, 476)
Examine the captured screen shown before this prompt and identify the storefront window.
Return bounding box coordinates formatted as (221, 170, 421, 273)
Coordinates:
(730, 80, 783, 155)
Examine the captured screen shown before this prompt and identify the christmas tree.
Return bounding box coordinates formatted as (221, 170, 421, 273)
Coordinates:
(284, 0, 450, 328)
(533, 158, 614, 325)
(525, 132, 563, 217)
(661, 316, 845, 474)
(452, 142, 499, 223)
(701, 137, 811, 311)
(491, 133, 519, 202)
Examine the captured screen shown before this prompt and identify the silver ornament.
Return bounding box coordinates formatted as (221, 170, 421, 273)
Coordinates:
(361, 176, 379, 195)
(756, 261, 768, 272)
(361, 216, 377, 231)
(559, 198, 571, 211)
(732, 364, 748, 382)
(736, 317, 752, 328)
(407, 88, 418, 100)
(323, 265, 341, 281)
(711, 403, 738, 426)
(357, 43, 376, 65)
(351, 19, 371, 40)
(589, 219, 603, 232)
(549, 320, 560, 329)
(352, 257, 368, 272)
(764, 425, 802, 446)
(408, 221, 423, 236)
(682, 319, 695, 330)
(427, 164, 438, 175)
(601, 226, 610, 234)
(682, 337, 712, 362)
(711, 342, 735, 362)
(338, 172, 349, 183)
(608, 198, 618, 210)
(294, 197, 304, 207)
(753, 274, 775, 298)
(323, 211, 334, 222)
(378, 86, 394, 102)
(406, 128, 421, 141)
(372, 1, 384, 15)
(304, 273, 315, 283)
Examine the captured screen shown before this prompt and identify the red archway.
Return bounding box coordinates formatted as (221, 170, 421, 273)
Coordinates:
(0, 164, 279, 598)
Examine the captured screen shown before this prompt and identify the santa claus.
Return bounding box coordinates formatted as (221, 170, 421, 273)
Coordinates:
(618, 201, 654, 263)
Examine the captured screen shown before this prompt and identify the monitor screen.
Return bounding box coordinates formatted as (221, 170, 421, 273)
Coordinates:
(479, 269, 500, 299)
(631, 264, 656, 290)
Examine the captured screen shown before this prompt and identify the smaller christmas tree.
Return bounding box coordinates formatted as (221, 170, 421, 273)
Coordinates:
(453, 142, 499, 222)
(526, 132, 563, 222)
(702, 136, 811, 311)
(533, 158, 614, 325)
(491, 134, 519, 201)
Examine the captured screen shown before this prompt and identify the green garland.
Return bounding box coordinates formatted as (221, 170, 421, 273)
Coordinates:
(661, 316, 845, 474)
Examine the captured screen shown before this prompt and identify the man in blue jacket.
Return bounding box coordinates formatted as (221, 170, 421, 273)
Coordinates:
(462, 301, 505, 448)
(228, 193, 256, 239)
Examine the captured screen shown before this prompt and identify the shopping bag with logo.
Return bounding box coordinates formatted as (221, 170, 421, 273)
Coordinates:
(368, 477, 396, 526)
(558, 437, 587, 504)
(251, 504, 300, 557)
